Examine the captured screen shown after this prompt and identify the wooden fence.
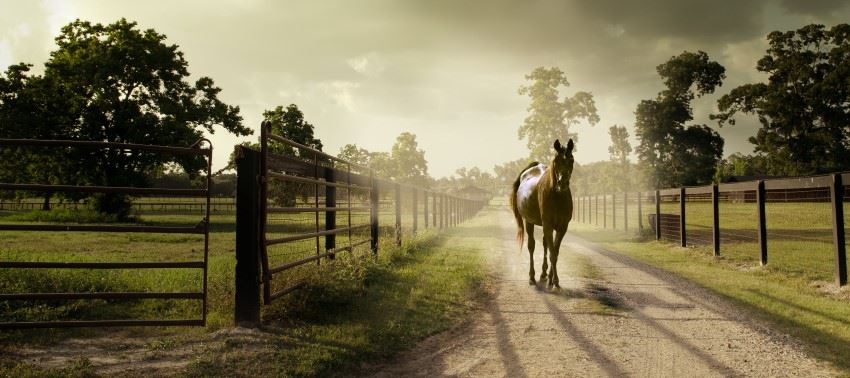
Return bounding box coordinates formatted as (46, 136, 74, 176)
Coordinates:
(573, 172, 849, 287)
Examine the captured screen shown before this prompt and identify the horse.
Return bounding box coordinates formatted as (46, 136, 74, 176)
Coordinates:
(509, 139, 574, 288)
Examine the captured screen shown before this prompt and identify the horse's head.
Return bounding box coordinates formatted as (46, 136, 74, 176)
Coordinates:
(550, 138, 574, 193)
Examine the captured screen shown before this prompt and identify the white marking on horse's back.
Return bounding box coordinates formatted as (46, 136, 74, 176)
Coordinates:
(516, 163, 547, 225)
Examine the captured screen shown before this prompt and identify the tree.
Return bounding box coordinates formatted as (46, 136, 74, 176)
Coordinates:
(635, 51, 725, 188)
(713, 153, 768, 183)
(261, 104, 324, 206)
(518, 67, 599, 161)
(338, 144, 371, 167)
(0, 63, 77, 207)
(390, 132, 429, 186)
(1, 19, 250, 218)
(713, 24, 850, 176)
(607, 125, 632, 192)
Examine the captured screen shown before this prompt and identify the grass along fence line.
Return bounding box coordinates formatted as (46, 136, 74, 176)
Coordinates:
(574, 173, 850, 287)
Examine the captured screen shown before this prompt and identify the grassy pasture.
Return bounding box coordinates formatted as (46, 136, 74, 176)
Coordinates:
(576, 199, 846, 284)
(0, 193, 463, 335)
(0, 196, 492, 377)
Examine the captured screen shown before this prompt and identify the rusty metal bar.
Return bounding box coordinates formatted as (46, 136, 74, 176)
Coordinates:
(0, 319, 204, 329)
(0, 138, 211, 156)
(269, 251, 337, 275)
(0, 261, 204, 269)
(0, 224, 204, 234)
(0, 292, 204, 300)
(265, 133, 370, 172)
(0, 183, 205, 196)
(269, 281, 308, 302)
(266, 171, 372, 191)
(264, 225, 370, 246)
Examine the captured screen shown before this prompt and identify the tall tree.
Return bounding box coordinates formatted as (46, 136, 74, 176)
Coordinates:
(261, 104, 323, 206)
(518, 67, 599, 161)
(713, 24, 850, 176)
(635, 51, 725, 188)
(390, 132, 429, 186)
(607, 125, 632, 192)
(2, 19, 250, 218)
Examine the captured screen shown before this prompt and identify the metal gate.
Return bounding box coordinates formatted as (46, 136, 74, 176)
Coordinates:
(0, 138, 212, 329)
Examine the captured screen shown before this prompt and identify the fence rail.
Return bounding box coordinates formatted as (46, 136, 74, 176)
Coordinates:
(233, 122, 487, 326)
(574, 172, 849, 287)
(0, 138, 213, 329)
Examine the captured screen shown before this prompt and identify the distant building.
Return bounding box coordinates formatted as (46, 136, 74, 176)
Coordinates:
(454, 185, 492, 201)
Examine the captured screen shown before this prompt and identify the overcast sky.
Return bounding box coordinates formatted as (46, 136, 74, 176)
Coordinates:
(2, 0, 849, 177)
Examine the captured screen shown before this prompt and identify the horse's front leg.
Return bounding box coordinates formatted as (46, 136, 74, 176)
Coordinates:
(525, 222, 536, 285)
(542, 224, 554, 288)
(540, 232, 548, 283)
(549, 229, 566, 289)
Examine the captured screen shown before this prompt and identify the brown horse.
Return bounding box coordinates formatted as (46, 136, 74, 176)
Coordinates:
(509, 139, 574, 288)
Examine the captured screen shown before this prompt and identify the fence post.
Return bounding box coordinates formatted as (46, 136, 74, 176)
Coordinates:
(593, 195, 597, 225)
(432, 192, 437, 227)
(440, 194, 445, 229)
(395, 183, 402, 246)
(757, 180, 767, 266)
(234, 146, 260, 327)
(712, 184, 720, 257)
(412, 188, 418, 235)
(325, 165, 336, 258)
(680, 187, 686, 247)
(830, 174, 847, 286)
(370, 176, 379, 255)
(655, 190, 661, 240)
(612, 193, 616, 230)
(637, 192, 642, 233)
(423, 190, 429, 229)
(624, 192, 628, 232)
(603, 194, 607, 229)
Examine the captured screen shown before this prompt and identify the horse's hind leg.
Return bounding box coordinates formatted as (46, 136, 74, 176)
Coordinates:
(525, 222, 536, 285)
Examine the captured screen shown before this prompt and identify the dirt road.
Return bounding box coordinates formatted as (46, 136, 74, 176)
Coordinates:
(372, 209, 836, 377)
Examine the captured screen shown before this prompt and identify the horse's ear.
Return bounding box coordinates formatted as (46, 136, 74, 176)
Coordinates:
(554, 139, 563, 152)
(567, 139, 574, 153)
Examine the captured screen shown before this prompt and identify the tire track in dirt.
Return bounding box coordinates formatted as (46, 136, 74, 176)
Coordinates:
(371, 209, 837, 377)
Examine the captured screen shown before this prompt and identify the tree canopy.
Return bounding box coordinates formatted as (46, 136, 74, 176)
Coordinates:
(713, 23, 850, 176)
(518, 67, 599, 162)
(0, 18, 249, 217)
(635, 51, 725, 188)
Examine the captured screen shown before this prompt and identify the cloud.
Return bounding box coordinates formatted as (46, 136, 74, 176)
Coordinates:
(2, 1, 849, 176)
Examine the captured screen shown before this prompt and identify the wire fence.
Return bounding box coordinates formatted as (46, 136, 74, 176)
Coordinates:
(573, 172, 850, 287)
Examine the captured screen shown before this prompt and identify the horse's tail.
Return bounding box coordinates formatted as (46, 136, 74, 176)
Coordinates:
(510, 161, 539, 250)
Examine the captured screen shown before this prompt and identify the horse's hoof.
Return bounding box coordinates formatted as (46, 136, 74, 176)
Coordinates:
(539, 273, 546, 281)
(547, 281, 554, 289)
(528, 278, 536, 285)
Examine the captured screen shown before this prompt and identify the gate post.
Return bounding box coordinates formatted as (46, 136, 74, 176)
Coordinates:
(680, 187, 686, 247)
(712, 184, 720, 257)
(637, 192, 643, 233)
(432, 191, 437, 227)
(325, 165, 336, 258)
(830, 174, 847, 286)
(623, 192, 628, 232)
(655, 190, 661, 241)
(757, 180, 767, 266)
(235, 146, 260, 327)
